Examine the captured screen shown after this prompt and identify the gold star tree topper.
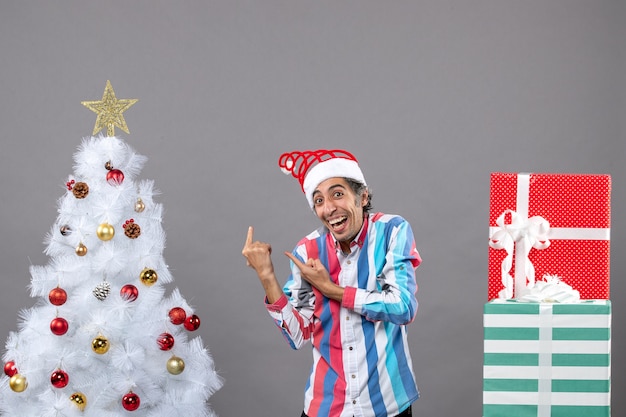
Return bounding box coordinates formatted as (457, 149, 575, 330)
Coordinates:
(82, 80, 138, 137)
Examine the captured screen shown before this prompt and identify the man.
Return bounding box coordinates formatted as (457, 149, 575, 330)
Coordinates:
(242, 149, 421, 417)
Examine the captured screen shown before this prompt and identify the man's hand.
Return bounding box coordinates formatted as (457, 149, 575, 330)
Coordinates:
(242, 226, 274, 276)
(242, 226, 283, 303)
(284, 252, 345, 302)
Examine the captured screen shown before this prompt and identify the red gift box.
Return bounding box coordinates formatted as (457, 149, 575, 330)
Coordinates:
(488, 173, 611, 300)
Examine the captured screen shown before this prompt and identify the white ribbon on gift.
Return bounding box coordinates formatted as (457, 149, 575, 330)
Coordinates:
(537, 303, 553, 417)
(518, 274, 581, 303)
(489, 209, 550, 299)
(489, 173, 610, 299)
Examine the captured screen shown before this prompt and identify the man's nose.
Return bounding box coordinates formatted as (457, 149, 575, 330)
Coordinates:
(323, 200, 336, 214)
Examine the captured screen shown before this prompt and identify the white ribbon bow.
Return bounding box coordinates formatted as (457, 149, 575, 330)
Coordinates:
(518, 274, 581, 303)
(489, 209, 551, 299)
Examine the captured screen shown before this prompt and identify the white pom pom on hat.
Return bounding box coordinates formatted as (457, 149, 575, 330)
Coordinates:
(278, 149, 367, 209)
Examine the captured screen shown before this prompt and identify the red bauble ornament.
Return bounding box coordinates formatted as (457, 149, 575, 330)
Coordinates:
(51, 369, 69, 388)
(49, 287, 67, 306)
(156, 333, 175, 351)
(122, 391, 140, 411)
(168, 307, 187, 325)
(4, 361, 17, 377)
(106, 169, 125, 185)
(120, 284, 139, 302)
(184, 314, 201, 331)
(50, 317, 69, 336)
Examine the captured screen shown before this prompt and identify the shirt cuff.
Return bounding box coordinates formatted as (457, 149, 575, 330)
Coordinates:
(265, 293, 289, 313)
(342, 286, 357, 309)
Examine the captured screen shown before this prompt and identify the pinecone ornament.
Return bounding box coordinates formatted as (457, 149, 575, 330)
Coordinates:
(72, 182, 90, 199)
(93, 281, 111, 301)
(124, 221, 141, 239)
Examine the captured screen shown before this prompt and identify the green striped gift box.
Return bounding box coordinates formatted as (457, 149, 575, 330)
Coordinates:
(483, 300, 611, 417)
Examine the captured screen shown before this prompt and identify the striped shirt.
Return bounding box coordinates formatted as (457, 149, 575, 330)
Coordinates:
(266, 212, 421, 417)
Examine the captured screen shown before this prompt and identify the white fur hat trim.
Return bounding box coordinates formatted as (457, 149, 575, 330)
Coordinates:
(303, 158, 366, 209)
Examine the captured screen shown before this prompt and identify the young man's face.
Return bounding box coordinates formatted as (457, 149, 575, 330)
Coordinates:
(312, 177, 368, 250)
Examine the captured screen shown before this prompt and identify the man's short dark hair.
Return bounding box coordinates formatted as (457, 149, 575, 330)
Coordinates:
(345, 178, 373, 213)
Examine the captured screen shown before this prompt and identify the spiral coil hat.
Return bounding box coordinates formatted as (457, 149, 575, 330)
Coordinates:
(278, 149, 366, 208)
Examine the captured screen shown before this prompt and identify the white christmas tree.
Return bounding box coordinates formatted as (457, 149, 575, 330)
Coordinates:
(0, 81, 222, 417)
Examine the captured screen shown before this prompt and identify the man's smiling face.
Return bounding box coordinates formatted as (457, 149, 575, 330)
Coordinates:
(312, 177, 368, 252)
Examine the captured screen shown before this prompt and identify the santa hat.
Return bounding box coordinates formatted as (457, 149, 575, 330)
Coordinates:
(278, 149, 367, 209)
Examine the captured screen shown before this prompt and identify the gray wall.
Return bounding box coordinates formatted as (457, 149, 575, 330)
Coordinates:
(1, 1, 624, 416)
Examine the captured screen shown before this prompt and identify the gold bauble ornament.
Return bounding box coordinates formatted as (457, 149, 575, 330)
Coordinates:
(140, 268, 158, 286)
(70, 392, 87, 411)
(9, 374, 28, 392)
(76, 242, 88, 256)
(92, 335, 110, 354)
(166, 356, 185, 375)
(135, 197, 145, 213)
(96, 223, 115, 241)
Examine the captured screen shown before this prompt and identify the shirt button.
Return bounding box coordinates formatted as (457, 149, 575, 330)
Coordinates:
(349, 346, 353, 351)
(346, 316, 350, 320)
(347, 260, 351, 265)
(351, 374, 356, 379)
(353, 400, 357, 404)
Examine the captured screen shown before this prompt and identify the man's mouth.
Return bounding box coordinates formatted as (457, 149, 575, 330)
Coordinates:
(328, 216, 348, 230)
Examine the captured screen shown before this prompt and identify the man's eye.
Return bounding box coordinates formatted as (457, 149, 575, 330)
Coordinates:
(333, 191, 343, 198)
(314, 198, 323, 205)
